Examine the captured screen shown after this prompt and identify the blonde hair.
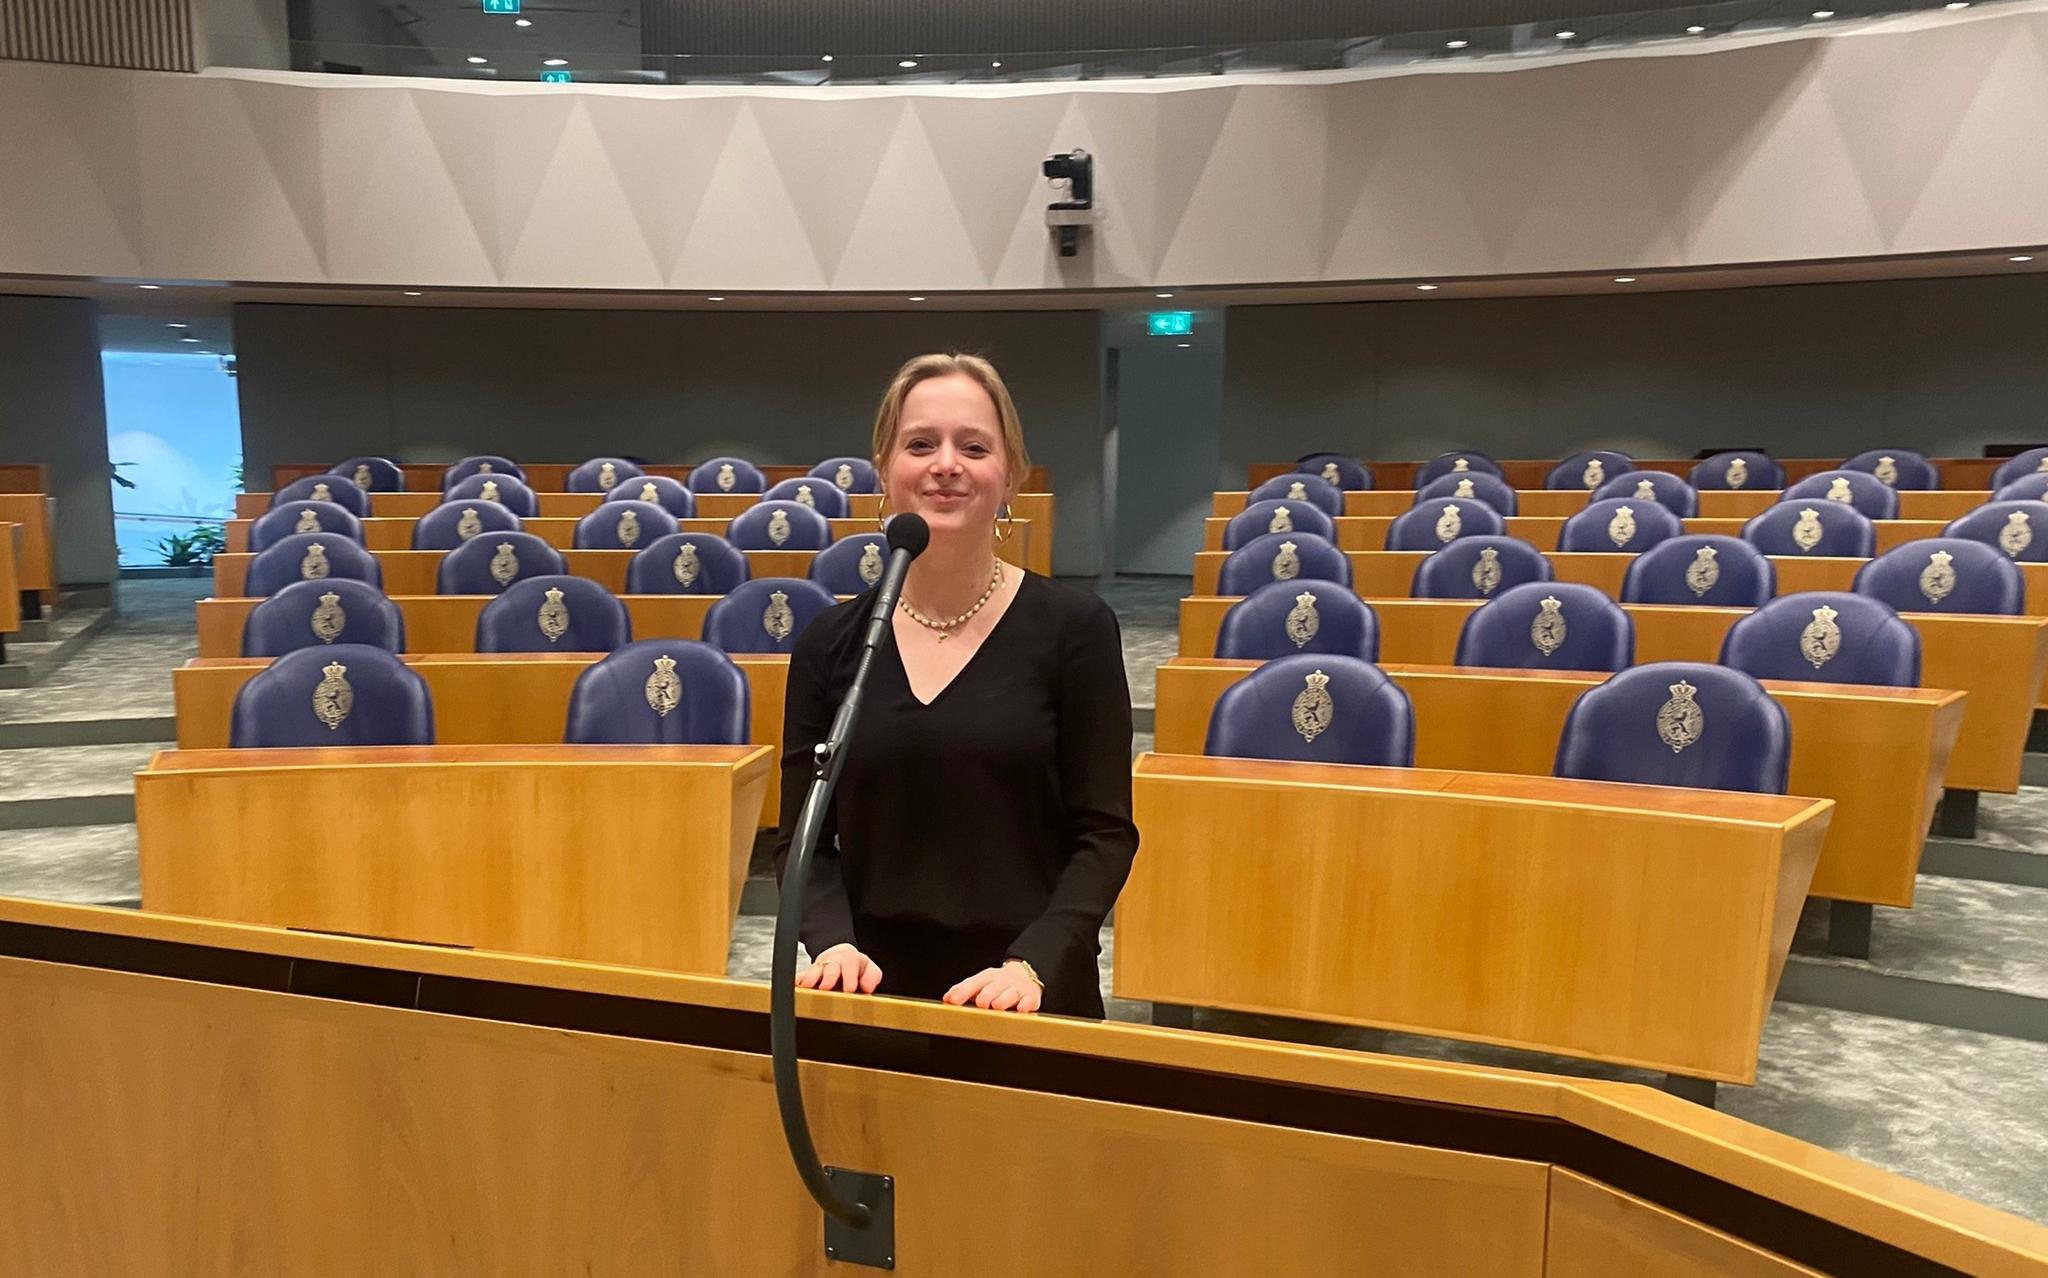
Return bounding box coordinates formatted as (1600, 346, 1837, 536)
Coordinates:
(871, 353, 1032, 493)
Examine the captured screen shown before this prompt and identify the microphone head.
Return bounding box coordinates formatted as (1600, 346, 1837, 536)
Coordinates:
(884, 512, 931, 560)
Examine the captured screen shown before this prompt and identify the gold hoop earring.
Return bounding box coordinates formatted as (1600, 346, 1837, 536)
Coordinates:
(994, 503, 1014, 544)
(876, 491, 891, 532)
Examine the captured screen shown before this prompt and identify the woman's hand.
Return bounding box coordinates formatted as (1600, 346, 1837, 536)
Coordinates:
(943, 960, 1044, 1014)
(796, 943, 883, 994)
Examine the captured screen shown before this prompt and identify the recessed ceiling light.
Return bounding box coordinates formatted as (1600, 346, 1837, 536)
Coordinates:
(907, 295, 927, 302)
(179, 336, 200, 343)
(707, 296, 726, 301)
(1810, 9, 1834, 18)
(166, 322, 188, 329)
(2011, 255, 2035, 263)
(137, 283, 160, 289)
(1155, 292, 1174, 299)
(1613, 276, 1638, 283)
(543, 58, 567, 66)
(821, 53, 833, 62)
(467, 55, 488, 64)
(402, 290, 423, 296)
(1556, 29, 1577, 39)
(1686, 23, 1706, 32)
(514, 17, 532, 26)
(991, 60, 1002, 68)
(1176, 343, 1192, 348)
(898, 59, 918, 68)
(1445, 39, 1469, 48)
(1944, 1, 1968, 8)
(1416, 284, 1440, 291)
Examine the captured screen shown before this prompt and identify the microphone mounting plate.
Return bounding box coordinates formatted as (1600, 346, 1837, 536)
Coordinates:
(822, 1167, 896, 1269)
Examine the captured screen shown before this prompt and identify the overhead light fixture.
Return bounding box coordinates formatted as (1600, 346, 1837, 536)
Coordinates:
(1556, 29, 1577, 39)
(1155, 292, 1174, 299)
(898, 59, 918, 68)
(1416, 284, 1440, 291)
(1810, 9, 1834, 17)
(991, 60, 1002, 68)
(166, 322, 188, 329)
(514, 17, 532, 26)
(1686, 23, 1706, 32)
(907, 295, 927, 302)
(137, 283, 160, 290)
(402, 290, 423, 296)
(467, 55, 488, 64)
(1944, 2, 1968, 8)
(1613, 276, 1637, 283)
(1176, 343, 1192, 349)
(707, 295, 726, 301)
(1445, 39, 1469, 48)
(2011, 255, 2036, 263)
(821, 53, 833, 62)
(543, 58, 567, 66)
(179, 336, 200, 343)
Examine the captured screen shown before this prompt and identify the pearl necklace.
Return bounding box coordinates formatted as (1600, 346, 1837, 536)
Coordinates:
(900, 558, 1004, 642)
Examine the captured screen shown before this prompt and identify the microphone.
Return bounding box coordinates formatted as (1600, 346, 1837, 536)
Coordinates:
(861, 513, 929, 651)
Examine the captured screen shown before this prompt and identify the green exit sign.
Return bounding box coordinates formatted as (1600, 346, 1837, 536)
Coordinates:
(482, 0, 520, 12)
(1147, 311, 1194, 337)
(541, 69, 572, 83)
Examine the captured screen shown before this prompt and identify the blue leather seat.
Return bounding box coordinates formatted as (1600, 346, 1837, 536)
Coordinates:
(1224, 499, 1336, 551)
(703, 577, 839, 653)
(411, 500, 522, 550)
(1413, 451, 1503, 488)
(1546, 451, 1633, 491)
(574, 500, 679, 550)
(1690, 451, 1786, 491)
(1203, 654, 1414, 767)
(1454, 581, 1633, 672)
(1993, 473, 2048, 504)
(566, 457, 644, 494)
(1842, 448, 1939, 491)
(1248, 473, 1344, 517)
(1558, 497, 1684, 553)
(1742, 502, 1876, 558)
(272, 474, 370, 516)
(444, 472, 539, 517)
(1215, 579, 1378, 660)
(1991, 447, 2048, 491)
(1854, 538, 2024, 615)
(627, 533, 752, 595)
(1411, 535, 1553, 600)
(1943, 500, 2048, 563)
(1780, 470, 1899, 520)
(229, 643, 434, 748)
(564, 639, 751, 745)
(245, 533, 384, 596)
(1719, 591, 1920, 686)
(809, 533, 890, 595)
(1385, 498, 1505, 550)
(1415, 470, 1517, 515)
(1295, 453, 1373, 491)
(476, 575, 630, 652)
(1217, 532, 1352, 595)
(1621, 535, 1775, 607)
(607, 474, 698, 518)
(688, 456, 766, 495)
(241, 578, 404, 657)
(249, 500, 363, 552)
(809, 457, 880, 495)
(1554, 663, 1790, 795)
(329, 456, 405, 492)
(1594, 469, 1698, 517)
(763, 476, 851, 518)
(728, 500, 832, 551)
(435, 531, 566, 594)
(442, 455, 525, 489)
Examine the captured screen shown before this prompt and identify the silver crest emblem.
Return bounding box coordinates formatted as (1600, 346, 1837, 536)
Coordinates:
(1291, 669, 1334, 744)
(645, 654, 681, 718)
(1435, 503, 1463, 544)
(1634, 478, 1657, 501)
(537, 586, 569, 643)
(1268, 505, 1294, 535)
(457, 507, 483, 540)
(857, 542, 884, 586)
(1792, 508, 1824, 553)
(481, 479, 501, 503)
(1285, 591, 1320, 649)
(478, 461, 494, 474)
(310, 591, 345, 643)
(1726, 457, 1749, 489)
(2001, 511, 2033, 558)
(794, 484, 817, 508)
(1272, 540, 1301, 581)
(598, 461, 618, 490)
(1582, 458, 1605, 488)
(2037, 456, 2048, 474)
(673, 543, 701, 588)
(617, 508, 641, 547)
(1686, 546, 1720, 597)
(638, 481, 659, 502)
(1531, 595, 1566, 657)
(311, 482, 333, 503)
(1656, 679, 1704, 754)
(1874, 455, 1898, 486)
(353, 464, 372, 489)
(834, 463, 855, 491)
(1607, 505, 1637, 548)
(1920, 550, 1956, 604)
(1826, 477, 1854, 504)
(1472, 547, 1503, 595)
(1454, 478, 1476, 499)
(1452, 458, 1470, 473)
(1287, 481, 1309, 501)
(300, 542, 330, 580)
(762, 589, 795, 643)
(767, 509, 792, 546)
(1801, 605, 1842, 669)
(489, 542, 519, 586)
(716, 463, 736, 492)
(312, 660, 353, 731)
(1321, 462, 1341, 485)
(294, 508, 321, 535)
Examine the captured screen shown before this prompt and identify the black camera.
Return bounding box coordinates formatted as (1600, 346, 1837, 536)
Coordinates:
(1044, 149, 1094, 256)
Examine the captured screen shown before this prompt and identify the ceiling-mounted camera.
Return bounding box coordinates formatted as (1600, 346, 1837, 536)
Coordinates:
(1043, 148, 1099, 258)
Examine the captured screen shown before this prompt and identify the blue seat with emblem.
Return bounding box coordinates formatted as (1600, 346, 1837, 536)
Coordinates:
(1992, 473, 2048, 504)
(1719, 591, 1920, 686)
(1454, 580, 1634, 672)
(241, 578, 405, 657)
(229, 644, 434, 748)
(328, 456, 405, 492)
(688, 456, 767, 496)
(442, 455, 525, 489)
(1842, 448, 1939, 491)
(627, 533, 752, 596)
(1411, 535, 1553, 601)
(1943, 499, 2048, 563)
(1554, 662, 1790, 795)
(1415, 470, 1517, 516)
(1594, 469, 1698, 517)
(1203, 653, 1414, 767)
(574, 500, 680, 551)
(1248, 472, 1344, 518)
(1413, 451, 1503, 488)
(728, 500, 833, 551)
(1386, 498, 1506, 551)
(271, 474, 370, 517)
(1558, 496, 1684, 554)
(476, 575, 631, 653)
(606, 474, 698, 518)
(1545, 451, 1633, 491)
(413, 500, 523, 549)
(763, 476, 852, 518)
(1690, 450, 1785, 492)
(809, 457, 880, 494)
(435, 531, 566, 594)
(1779, 470, 1899, 520)
(1294, 453, 1373, 491)
(1742, 502, 1876, 558)
(563, 638, 751, 745)
(1224, 499, 1336, 551)
(1621, 535, 1775, 607)
(1215, 579, 1378, 661)
(1217, 532, 1351, 595)
(245, 533, 384, 597)
(1854, 538, 2024, 615)
(444, 472, 540, 517)
(809, 533, 890, 596)
(1991, 447, 2048, 491)
(702, 577, 839, 653)
(249, 500, 363, 552)
(566, 457, 645, 494)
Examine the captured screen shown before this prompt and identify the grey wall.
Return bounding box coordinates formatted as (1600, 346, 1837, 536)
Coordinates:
(0, 296, 116, 585)
(234, 304, 1106, 575)
(1221, 275, 2048, 477)
(1113, 344, 1225, 575)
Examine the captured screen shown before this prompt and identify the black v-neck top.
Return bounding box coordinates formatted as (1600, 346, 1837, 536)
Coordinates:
(770, 572, 1138, 1016)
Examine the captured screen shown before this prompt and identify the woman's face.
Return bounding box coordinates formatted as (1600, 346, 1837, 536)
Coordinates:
(883, 373, 1012, 540)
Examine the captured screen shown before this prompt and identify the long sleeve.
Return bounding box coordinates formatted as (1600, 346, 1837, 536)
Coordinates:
(771, 624, 859, 956)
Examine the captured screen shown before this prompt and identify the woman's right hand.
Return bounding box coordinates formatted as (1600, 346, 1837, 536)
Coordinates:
(796, 943, 884, 994)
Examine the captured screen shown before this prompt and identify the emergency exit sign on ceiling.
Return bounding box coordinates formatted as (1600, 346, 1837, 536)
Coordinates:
(483, 0, 521, 13)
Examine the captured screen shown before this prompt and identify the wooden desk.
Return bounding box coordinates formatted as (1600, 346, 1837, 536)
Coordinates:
(1247, 457, 2012, 492)
(136, 744, 772, 974)
(0, 492, 56, 595)
(172, 653, 792, 826)
(1215, 487, 1988, 524)
(1119, 752, 1831, 1086)
(1155, 659, 1960, 909)
(0, 523, 19, 641)
(272, 462, 1054, 494)
(1177, 596, 2048, 795)
(196, 593, 737, 657)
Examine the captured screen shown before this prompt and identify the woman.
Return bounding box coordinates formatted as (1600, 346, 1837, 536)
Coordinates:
(772, 352, 1138, 1017)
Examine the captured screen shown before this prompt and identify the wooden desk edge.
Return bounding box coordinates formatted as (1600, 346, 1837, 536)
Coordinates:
(141, 744, 777, 778)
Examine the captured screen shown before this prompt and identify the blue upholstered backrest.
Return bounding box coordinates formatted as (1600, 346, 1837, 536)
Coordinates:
(727, 499, 833, 551)
(688, 456, 766, 495)
(626, 533, 753, 595)
(442, 456, 525, 489)
(229, 643, 434, 748)
(245, 533, 384, 597)
(1854, 538, 2023, 615)
(702, 577, 840, 653)
(1217, 532, 1352, 595)
(809, 457, 880, 494)
(435, 531, 566, 594)
(1413, 452, 1502, 487)
(1203, 653, 1414, 767)
(1248, 473, 1344, 517)
(444, 473, 539, 517)
(1554, 662, 1791, 795)
(1621, 535, 1776, 607)
(1416, 471, 1518, 515)
(1742, 502, 1877, 558)
(605, 475, 698, 518)
(809, 533, 889, 596)
(1690, 451, 1785, 491)
(1993, 473, 2048, 504)
(272, 475, 370, 516)
(574, 500, 680, 550)
(1557, 497, 1684, 553)
(763, 477, 852, 517)
(1593, 470, 1698, 517)
(328, 456, 405, 492)
(1943, 500, 2048, 564)
(1780, 470, 1899, 520)
(250, 500, 363, 553)
(476, 575, 631, 653)
(1386, 498, 1507, 551)
(1215, 580, 1379, 661)
(1545, 451, 1633, 491)
(1991, 448, 2048, 492)
(564, 638, 751, 745)
(241, 578, 405, 657)
(412, 500, 523, 550)
(1224, 499, 1336, 551)
(1453, 581, 1634, 672)
(1411, 535, 1553, 601)
(565, 457, 645, 494)
(1295, 453, 1374, 491)
(1719, 591, 1920, 686)
(1842, 448, 1940, 491)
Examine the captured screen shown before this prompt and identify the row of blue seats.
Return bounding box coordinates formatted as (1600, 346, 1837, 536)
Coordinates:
(252, 494, 861, 554)
(272, 472, 866, 520)
(1287, 447, 2048, 493)
(312, 455, 880, 496)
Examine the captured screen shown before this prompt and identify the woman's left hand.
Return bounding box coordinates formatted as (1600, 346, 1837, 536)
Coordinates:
(943, 960, 1044, 1014)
